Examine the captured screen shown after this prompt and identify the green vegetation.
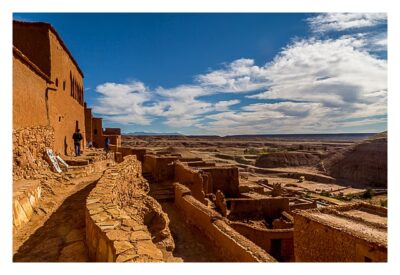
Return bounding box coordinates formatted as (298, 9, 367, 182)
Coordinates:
(362, 188, 376, 199)
(380, 199, 388, 207)
(298, 176, 305, 183)
(320, 190, 331, 197)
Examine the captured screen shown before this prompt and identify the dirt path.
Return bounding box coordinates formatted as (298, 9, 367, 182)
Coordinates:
(160, 202, 223, 262)
(13, 181, 97, 262)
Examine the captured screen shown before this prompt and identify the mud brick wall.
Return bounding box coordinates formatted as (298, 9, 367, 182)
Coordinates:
(201, 167, 240, 197)
(13, 51, 49, 129)
(13, 126, 55, 180)
(293, 211, 387, 262)
(143, 155, 178, 182)
(174, 162, 208, 204)
(85, 156, 174, 262)
(229, 222, 294, 262)
(174, 183, 276, 262)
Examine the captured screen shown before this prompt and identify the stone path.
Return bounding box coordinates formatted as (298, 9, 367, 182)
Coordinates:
(160, 202, 223, 262)
(13, 181, 97, 262)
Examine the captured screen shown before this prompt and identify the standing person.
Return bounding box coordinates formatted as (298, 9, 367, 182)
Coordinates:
(72, 129, 83, 156)
(104, 136, 110, 155)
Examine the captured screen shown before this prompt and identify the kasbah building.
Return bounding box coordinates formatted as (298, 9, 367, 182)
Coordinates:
(13, 20, 120, 157)
(12, 20, 387, 263)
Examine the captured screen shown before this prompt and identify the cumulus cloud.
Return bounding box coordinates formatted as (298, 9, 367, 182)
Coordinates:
(307, 13, 387, 33)
(92, 13, 387, 134)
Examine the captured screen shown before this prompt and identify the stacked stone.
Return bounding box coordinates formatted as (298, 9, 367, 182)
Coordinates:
(13, 126, 55, 180)
(86, 155, 174, 262)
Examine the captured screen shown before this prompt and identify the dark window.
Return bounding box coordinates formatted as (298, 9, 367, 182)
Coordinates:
(55, 78, 59, 87)
(63, 81, 66, 91)
(94, 129, 98, 135)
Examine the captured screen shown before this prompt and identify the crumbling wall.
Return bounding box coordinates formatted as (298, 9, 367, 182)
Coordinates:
(174, 183, 276, 262)
(174, 162, 208, 203)
(201, 166, 240, 197)
(142, 155, 177, 182)
(85, 155, 174, 262)
(229, 222, 294, 262)
(293, 204, 387, 262)
(13, 126, 54, 180)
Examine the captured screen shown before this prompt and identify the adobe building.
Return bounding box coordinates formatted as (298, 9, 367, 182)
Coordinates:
(292, 203, 387, 262)
(13, 20, 85, 156)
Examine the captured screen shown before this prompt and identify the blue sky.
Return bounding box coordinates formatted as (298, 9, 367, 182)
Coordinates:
(14, 13, 387, 135)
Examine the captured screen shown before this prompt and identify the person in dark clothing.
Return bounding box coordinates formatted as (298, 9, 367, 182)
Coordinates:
(72, 129, 83, 156)
(104, 136, 110, 155)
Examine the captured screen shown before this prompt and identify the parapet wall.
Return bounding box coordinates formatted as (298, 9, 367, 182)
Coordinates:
(174, 162, 208, 204)
(174, 183, 276, 262)
(201, 166, 240, 197)
(293, 203, 387, 262)
(143, 154, 178, 182)
(229, 221, 294, 262)
(85, 155, 174, 262)
(13, 126, 54, 180)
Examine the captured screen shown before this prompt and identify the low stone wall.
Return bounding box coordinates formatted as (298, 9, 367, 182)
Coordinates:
(174, 183, 276, 262)
(13, 126, 55, 180)
(13, 180, 42, 229)
(85, 155, 174, 262)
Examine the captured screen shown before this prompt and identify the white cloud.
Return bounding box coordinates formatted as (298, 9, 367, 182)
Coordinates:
(92, 14, 387, 134)
(308, 13, 387, 33)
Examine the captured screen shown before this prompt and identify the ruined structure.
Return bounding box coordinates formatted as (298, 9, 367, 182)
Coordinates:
(293, 203, 387, 262)
(13, 20, 388, 263)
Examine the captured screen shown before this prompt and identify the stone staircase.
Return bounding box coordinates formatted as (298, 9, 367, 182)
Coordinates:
(142, 172, 175, 201)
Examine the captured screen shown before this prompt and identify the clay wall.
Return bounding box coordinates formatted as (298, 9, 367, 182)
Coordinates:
(85, 156, 173, 262)
(84, 107, 93, 145)
(201, 167, 240, 197)
(47, 30, 85, 156)
(104, 128, 121, 135)
(13, 22, 51, 76)
(293, 212, 387, 262)
(227, 197, 290, 220)
(174, 183, 276, 262)
(92, 118, 104, 147)
(106, 135, 121, 147)
(230, 222, 294, 262)
(174, 162, 208, 203)
(143, 155, 178, 182)
(13, 52, 49, 129)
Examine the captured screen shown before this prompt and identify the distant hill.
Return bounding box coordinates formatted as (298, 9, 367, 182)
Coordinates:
(322, 132, 387, 187)
(124, 131, 183, 136)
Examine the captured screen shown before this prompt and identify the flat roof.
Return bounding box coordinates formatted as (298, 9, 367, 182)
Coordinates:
(294, 203, 387, 247)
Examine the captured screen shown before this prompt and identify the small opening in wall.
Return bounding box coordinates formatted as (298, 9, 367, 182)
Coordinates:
(55, 78, 59, 87)
(59, 116, 62, 122)
(94, 129, 98, 135)
(63, 81, 66, 91)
